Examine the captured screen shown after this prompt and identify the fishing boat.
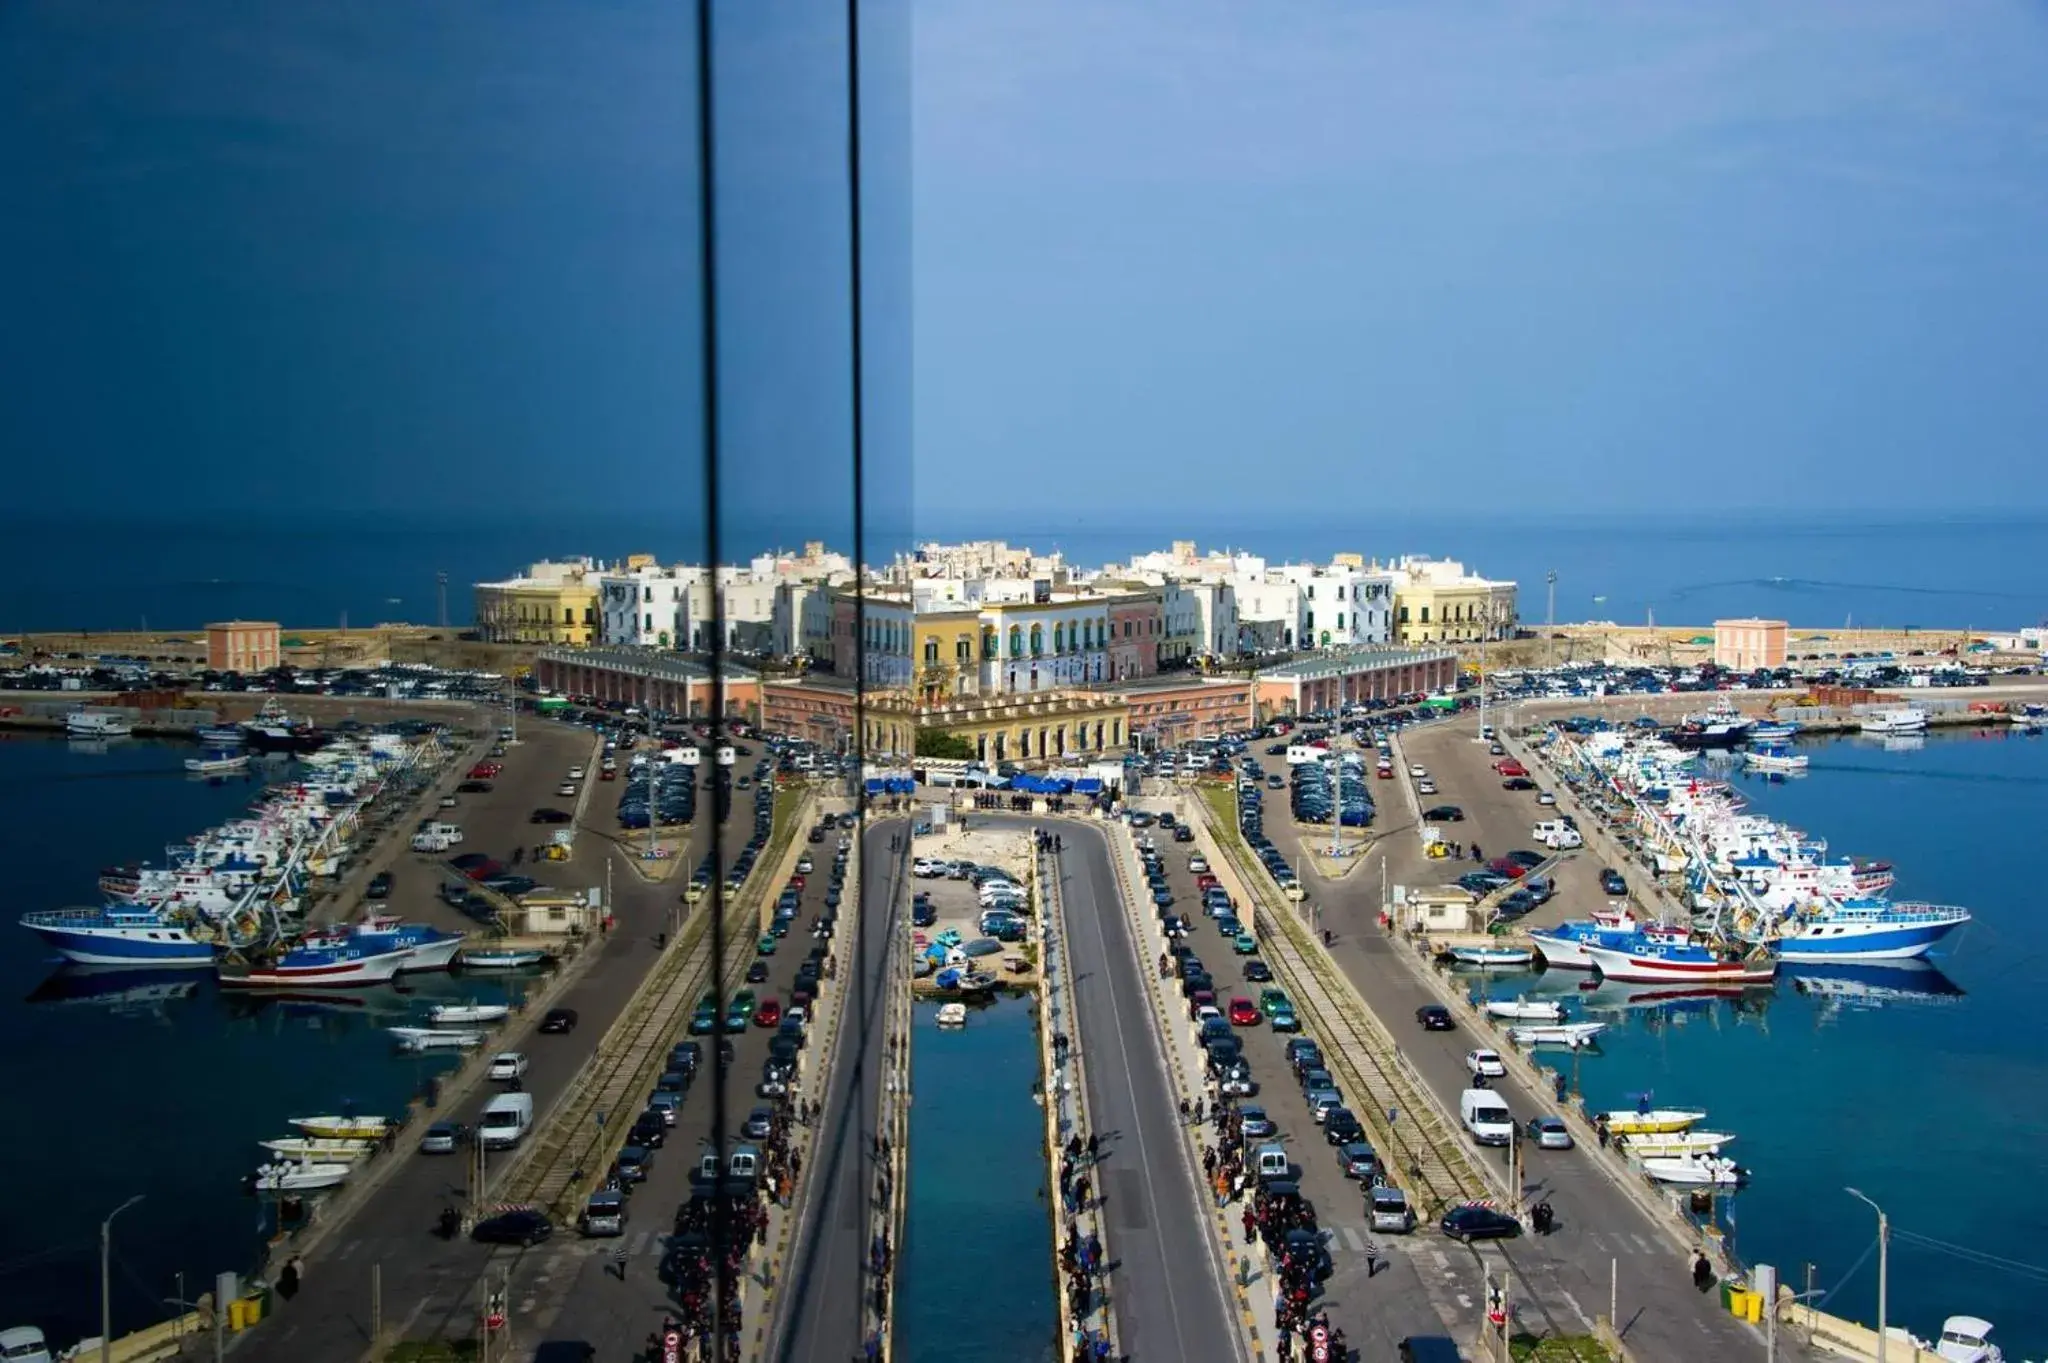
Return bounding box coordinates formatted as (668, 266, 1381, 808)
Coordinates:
(248, 1161, 353, 1193)
(1449, 944, 1536, 968)
(1742, 744, 1808, 773)
(1746, 722, 1799, 742)
(1599, 1108, 1707, 1136)
(1767, 898, 1972, 962)
(1859, 707, 1928, 735)
(1529, 911, 1691, 970)
(65, 712, 134, 738)
(290, 1115, 392, 1140)
(306, 917, 464, 972)
(389, 1026, 485, 1050)
(1928, 1316, 2005, 1363)
(1484, 998, 1565, 1022)
(218, 938, 414, 989)
(259, 1137, 376, 1162)
(17, 905, 217, 966)
(1584, 941, 1777, 986)
(195, 725, 246, 747)
(935, 1002, 968, 1027)
(958, 971, 999, 996)
(241, 699, 331, 754)
(1614, 1131, 1738, 1157)
(1639, 1153, 1747, 1187)
(427, 1002, 510, 1025)
(458, 946, 547, 970)
(1505, 1021, 1607, 1048)
(185, 752, 251, 775)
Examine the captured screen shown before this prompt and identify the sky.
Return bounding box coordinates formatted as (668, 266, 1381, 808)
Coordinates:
(912, 0, 2048, 521)
(2, 1, 2045, 542)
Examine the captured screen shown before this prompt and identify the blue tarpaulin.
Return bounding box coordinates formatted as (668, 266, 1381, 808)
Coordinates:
(1074, 778, 1102, 793)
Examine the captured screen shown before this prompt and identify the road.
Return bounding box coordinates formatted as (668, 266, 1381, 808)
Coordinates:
(769, 817, 906, 1363)
(1253, 714, 1792, 1359)
(240, 727, 767, 1363)
(1040, 819, 1241, 1363)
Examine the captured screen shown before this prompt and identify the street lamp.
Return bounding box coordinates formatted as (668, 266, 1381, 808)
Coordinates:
(102, 1194, 145, 1363)
(1844, 1187, 1889, 1363)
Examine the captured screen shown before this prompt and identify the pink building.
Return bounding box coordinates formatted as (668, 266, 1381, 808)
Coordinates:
(1107, 593, 1163, 682)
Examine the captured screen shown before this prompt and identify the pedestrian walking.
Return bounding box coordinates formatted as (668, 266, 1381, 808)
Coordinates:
(276, 1258, 301, 1303)
(1692, 1250, 1715, 1293)
(612, 1243, 629, 1280)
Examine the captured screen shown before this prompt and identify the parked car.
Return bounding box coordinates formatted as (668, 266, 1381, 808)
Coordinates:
(1527, 1115, 1574, 1150)
(473, 1209, 553, 1246)
(538, 1008, 579, 1035)
(1466, 1049, 1506, 1078)
(1440, 1204, 1521, 1242)
(1415, 1004, 1454, 1031)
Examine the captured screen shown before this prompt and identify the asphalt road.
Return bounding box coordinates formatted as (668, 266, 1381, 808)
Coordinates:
(240, 730, 769, 1363)
(1044, 819, 1241, 1363)
(1257, 717, 1784, 1359)
(770, 817, 906, 1363)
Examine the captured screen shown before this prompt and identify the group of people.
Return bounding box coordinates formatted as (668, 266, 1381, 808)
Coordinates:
(1057, 1129, 1112, 1363)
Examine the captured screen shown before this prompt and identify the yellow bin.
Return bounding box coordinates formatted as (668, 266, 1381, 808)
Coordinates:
(1726, 1289, 1760, 1323)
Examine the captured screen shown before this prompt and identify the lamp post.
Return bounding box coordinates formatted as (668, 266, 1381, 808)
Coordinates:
(1845, 1187, 1889, 1363)
(102, 1194, 145, 1363)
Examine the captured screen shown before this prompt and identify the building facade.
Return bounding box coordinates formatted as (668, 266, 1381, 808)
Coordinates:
(1253, 646, 1459, 718)
(534, 646, 760, 719)
(918, 690, 1127, 765)
(1105, 591, 1163, 681)
(205, 621, 281, 674)
(1714, 619, 1789, 671)
(475, 559, 604, 645)
(1387, 557, 1517, 644)
(1115, 675, 1253, 749)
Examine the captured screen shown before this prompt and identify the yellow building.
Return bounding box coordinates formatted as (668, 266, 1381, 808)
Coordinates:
(918, 690, 1129, 766)
(914, 608, 985, 703)
(1389, 557, 1517, 645)
(474, 559, 603, 645)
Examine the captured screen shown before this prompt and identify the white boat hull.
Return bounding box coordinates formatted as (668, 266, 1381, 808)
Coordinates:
(1640, 1154, 1745, 1187)
(1486, 999, 1565, 1022)
(1450, 947, 1535, 967)
(1615, 1131, 1737, 1157)
(291, 1116, 391, 1140)
(1507, 1021, 1607, 1048)
(252, 1161, 353, 1192)
(389, 1026, 484, 1050)
(260, 1138, 375, 1161)
(428, 1003, 510, 1025)
(1527, 932, 1597, 969)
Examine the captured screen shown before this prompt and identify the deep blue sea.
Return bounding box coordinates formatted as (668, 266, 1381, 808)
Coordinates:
(897, 995, 1057, 1363)
(4, 512, 2047, 637)
(0, 737, 541, 1344)
(1483, 728, 2048, 1358)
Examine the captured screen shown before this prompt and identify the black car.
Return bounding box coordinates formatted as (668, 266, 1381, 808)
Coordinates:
(473, 1208, 553, 1246)
(538, 1007, 579, 1034)
(1242, 959, 1273, 982)
(1502, 777, 1538, 791)
(1323, 1108, 1364, 1144)
(630, 1114, 667, 1148)
(745, 961, 771, 983)
(1421, 805, 1465, 822)
(1600, 868, 1628, 895)
(1281, 1227, 1334, 1280)
(1440, 1204, 1522, 1242)
(1415, 1004, 1454, 1031)
(612, 1145, 652, 1184)
(365, 871, 393, 900)
(530, 808, 573, 824)
(456, 780, 494, 794)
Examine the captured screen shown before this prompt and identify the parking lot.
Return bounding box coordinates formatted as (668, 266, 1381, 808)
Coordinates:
(908, 830, 1037, 984)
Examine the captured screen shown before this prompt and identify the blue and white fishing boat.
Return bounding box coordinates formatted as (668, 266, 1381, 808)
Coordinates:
(195, 724, 246, 747)
(1530, 909, 1689, 970)
(18, 905, 217, 966)
(304, 916, 464, 971)
(1448, 943, 1536, 968)
(217, 937, 414, 989)
(1746, 721, 1799, 742)
(1764, 897, 1971, 961)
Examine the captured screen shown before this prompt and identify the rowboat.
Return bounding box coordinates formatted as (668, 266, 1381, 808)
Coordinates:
(1485, 998, 1565, 1022)
(1449, 945, 1536, 968)
(290, 1115, 392, 1141)
(249, 1161, 353, 1193)
(389, 1026, 485, 1050)
(1599, 1108, 1707, 1136)
(259, 1137, 377, 1162)
(935, 1002, 968, 1027)
(1614, 1131, 1738, 1157)
(185, 754, 251, 775)
(427, 1002, 510, 1025)
(1640, 1153, 1747, 1187)
(1505, 1021, 1607, 1048)
(458, 947, 547, 970)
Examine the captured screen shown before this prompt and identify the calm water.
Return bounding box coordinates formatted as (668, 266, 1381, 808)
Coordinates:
(4, 512, 2047, 634)
(0, 736, 540, 1344)
(1484, 728, 2048, 1356)
(897, 995, 1057, 1363)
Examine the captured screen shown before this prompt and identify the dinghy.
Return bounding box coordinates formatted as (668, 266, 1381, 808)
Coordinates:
(1614, 1131, 1737, 1158)
(389, 1025, 485, 1050)
(935, 1002, 968, 1027)
(290, 1115, 392, 1141)
(1450, 944, 1536, 968)
(458, 947, 547, 970)
(250, 1160, 353, 1193)
(1640, 1153, 1746, 1187)
(1599, 1108, 1707, 1136)
(259, 1137, 376, 1161)
(1485, 998, 1565, 1022)
(1506, 1021, 1607, 1048)
(427, 1002, 510, 1025)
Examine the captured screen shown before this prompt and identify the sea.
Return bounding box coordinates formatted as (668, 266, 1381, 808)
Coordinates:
(896, 995, 1056, 1363)
(1481, 726, 2048, 1359)
(0, 736, 544, 1344)
(3, 511, 2046, 637)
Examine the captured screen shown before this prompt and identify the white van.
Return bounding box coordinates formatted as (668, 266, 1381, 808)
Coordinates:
(478, 1092, 534, 1149)
(1248, 1142, 1291, 1184)
(426, 821, 463, 844)
(1461, 1089, 1515, 1147)
(1541, 828, 1584, 851)
(410, 831, 451, 853)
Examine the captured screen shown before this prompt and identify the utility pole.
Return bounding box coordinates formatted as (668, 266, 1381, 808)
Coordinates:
(101, 1195, 145, 1363)
(1846, 1188, 1888, 1363)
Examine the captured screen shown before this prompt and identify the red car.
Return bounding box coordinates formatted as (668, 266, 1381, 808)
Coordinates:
(1494, 759, 1527, 777)
(753, 998, 782, 1028)
(1228, 997, 1260, 1027)
(1489, 857, 1528, 879)
(788, 874, 806, 892)
(468, 762, 501, 779)
(1195, 874, 1220, 892)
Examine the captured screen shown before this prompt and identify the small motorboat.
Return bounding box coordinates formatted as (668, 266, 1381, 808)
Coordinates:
(958, 971, 999, 995)
(1929, 1315, 2005, 1363)
(1600, 1108, 1708, 1136)
(1639, 1153, 1746, 1187)
(1614, 1131, 1738, 1158)
(389, 1026, 484, 1050)
(1506, 1021, 1607, 1049)
(249, 1161, 353, 1193)
(935, 1002, 968, 1027)
(1485, 998, 1565, 1022)
(428, 1002, 510, 1025)
(185, 753, 251, 775)
(458, 947, 547, 970)
(1450, 945, 1536, 968)
(290, 1115, 392, 1141)
(260, 1137, 377, 1162)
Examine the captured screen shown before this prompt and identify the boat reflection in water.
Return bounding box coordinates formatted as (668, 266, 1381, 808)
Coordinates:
(1573, 980, 1777, 1031)
(1783, 958, 1964, 1014)
(25, 964, 203, 1017)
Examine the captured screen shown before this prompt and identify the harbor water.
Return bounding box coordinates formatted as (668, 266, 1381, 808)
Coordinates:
(897, 994, 1057, 1363)
(1482, 727, 2048, 1358)
(0, 736, 542, 1344)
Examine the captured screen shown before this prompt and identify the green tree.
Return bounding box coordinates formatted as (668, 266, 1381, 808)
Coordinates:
(916, 728, 976, 760)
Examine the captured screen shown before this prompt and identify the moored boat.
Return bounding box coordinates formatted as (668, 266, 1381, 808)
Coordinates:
(290, 1115, 391, 1140)
(935, 1002, 968, 1027)
(389, 1026, 485, 1050)
(185, 752, 251, 775)
(1639, 1153, 1747, 1187)
(218, 939, 413, 989)
(1484, 997, 1565, 1022)
(1859, 707, 1928, 735)
(1585, 941, 1777, 986)
(1614, 1130, 1738, 1157)
(427, 1002, 510, 1025)
(259, 1137, 376, 1161)
(1449, 944, 1536, 968)
(1506, 1021, 1607, 1048)
(458, 946, 547, 970)
(195, 725, 246, 747)
(1767, 899, 1971, 962)
(65, 711, 134, 738)
(248, 1160, 353, 1193)
(1600, 1108, 1707, 1135)
(18, 905, 217, 967)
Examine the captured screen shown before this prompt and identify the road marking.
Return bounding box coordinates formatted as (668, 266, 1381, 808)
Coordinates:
(1586, 1232, 1609, 1253)
(1341, 1226, 1364, 1251)
(1456, 1293, 1473, 1310)
(334, 1239, 359, 1260)
(628, 1230, 649, 1257)
(1559, 1289, 1593, 1330)
(1431, 1250, 1451, 1272)
(1632, 1233, 1657, 1255)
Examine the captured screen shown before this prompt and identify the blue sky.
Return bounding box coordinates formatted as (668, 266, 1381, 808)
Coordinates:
(911, 0, 2048, 520)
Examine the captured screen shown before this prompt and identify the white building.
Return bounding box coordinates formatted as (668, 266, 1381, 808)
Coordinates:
(599, 565, 693, 648)
(1272, 562, 1395, 648)
(1232, 577, 1304, 653)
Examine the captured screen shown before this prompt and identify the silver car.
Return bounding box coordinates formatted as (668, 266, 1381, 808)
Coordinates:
(1527, 1115, 1574, 1150)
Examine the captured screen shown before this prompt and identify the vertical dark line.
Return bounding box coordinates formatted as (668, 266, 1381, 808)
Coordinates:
(694, 0, 733, 1342)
